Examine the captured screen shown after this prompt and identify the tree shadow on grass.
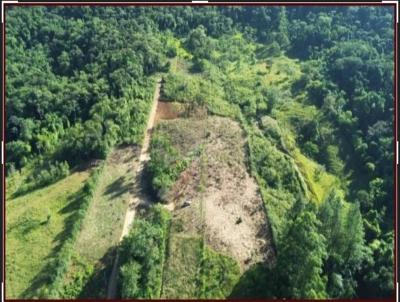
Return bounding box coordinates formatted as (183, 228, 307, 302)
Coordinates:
(20, 154, 156, 298)
(104, 176, 130, 199)
(104, 160, 156, 203)
(19, 189, 87, 298)
(53, 189, 87, 243)
(58, 189, 86, 215)
(78, 246, 117, 299)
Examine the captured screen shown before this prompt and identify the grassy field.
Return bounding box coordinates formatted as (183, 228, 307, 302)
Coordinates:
(160, 231, 241, 299)
(61, 146, 138, 298)
(6, 169, 91, 298)
(161, 235, 203, 299)
(225, 55, 302, 90)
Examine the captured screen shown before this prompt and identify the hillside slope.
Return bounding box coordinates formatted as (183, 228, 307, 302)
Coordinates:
(149, 115, 276, 298)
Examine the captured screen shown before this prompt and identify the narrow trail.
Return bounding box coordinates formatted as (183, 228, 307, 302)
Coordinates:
(107, 78, 161, 299)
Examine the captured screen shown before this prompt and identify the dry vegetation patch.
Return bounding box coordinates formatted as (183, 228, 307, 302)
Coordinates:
(158, 116, 275, 270)
(154, 101, 184, 124)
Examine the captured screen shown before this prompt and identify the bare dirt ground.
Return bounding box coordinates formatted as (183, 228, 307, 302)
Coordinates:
(203, 118, 275, 269)
(154, 101, 184, 124)
(109, 100, 275, 297)
(162, 116, 276, 270)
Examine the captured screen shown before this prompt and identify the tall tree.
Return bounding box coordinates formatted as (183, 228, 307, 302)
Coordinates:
(276, 209, 328, 299)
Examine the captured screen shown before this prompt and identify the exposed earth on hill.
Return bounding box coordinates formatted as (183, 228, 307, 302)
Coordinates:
(156, 115, 276, 270)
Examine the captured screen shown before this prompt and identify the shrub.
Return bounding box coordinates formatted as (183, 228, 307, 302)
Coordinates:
(200, 247, 241, 298)
(325, 145, 344, 175)
(304, 141, 320, 158)
(148, 133, 188, 201)
(118, 205, 171, 299)
(120, 261, 142, 298)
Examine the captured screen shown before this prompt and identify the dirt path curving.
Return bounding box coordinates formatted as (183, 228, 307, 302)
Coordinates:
(107, 78, 161, 299)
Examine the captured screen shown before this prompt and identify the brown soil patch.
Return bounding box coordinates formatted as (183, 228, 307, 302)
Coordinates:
(162, 116, 276, 270)
(155, 101, 184, 124)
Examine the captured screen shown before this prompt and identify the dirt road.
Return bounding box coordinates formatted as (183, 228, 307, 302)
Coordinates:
(107, 78, 161, 299)
(119, 78, 161, 239)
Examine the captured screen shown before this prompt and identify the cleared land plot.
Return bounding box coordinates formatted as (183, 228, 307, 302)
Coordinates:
(62, 146, 139, 298)
(74, 146, 138, 261)
(6, 169, 91, 298)
(156, 116, 275, 270)
(201, 118, 274, 268)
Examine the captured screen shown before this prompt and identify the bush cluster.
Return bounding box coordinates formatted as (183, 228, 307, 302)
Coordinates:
(147, 133, 189, 201)
(199, 247, 241, 299)
(118, 205, 171, 299)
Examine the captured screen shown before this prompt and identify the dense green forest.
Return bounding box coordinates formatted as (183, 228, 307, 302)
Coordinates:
(6, 6, 394, 299)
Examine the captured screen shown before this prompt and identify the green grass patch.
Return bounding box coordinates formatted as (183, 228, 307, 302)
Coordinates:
(161, 227, 241, 299)
(12, 161, 70, 198)
(74, 148, 136, 261)
(6, 169, 91, 298)
(293, 148, 340, 204)
(161, 72, 239, 119)
(164, 34, 192, 61)
(42, 164, 104, 298)
(272, 101, 319, 138)
(262, 55, 302, 89)
(60, 147, 137, 298)
(162, 235, 203, 299)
